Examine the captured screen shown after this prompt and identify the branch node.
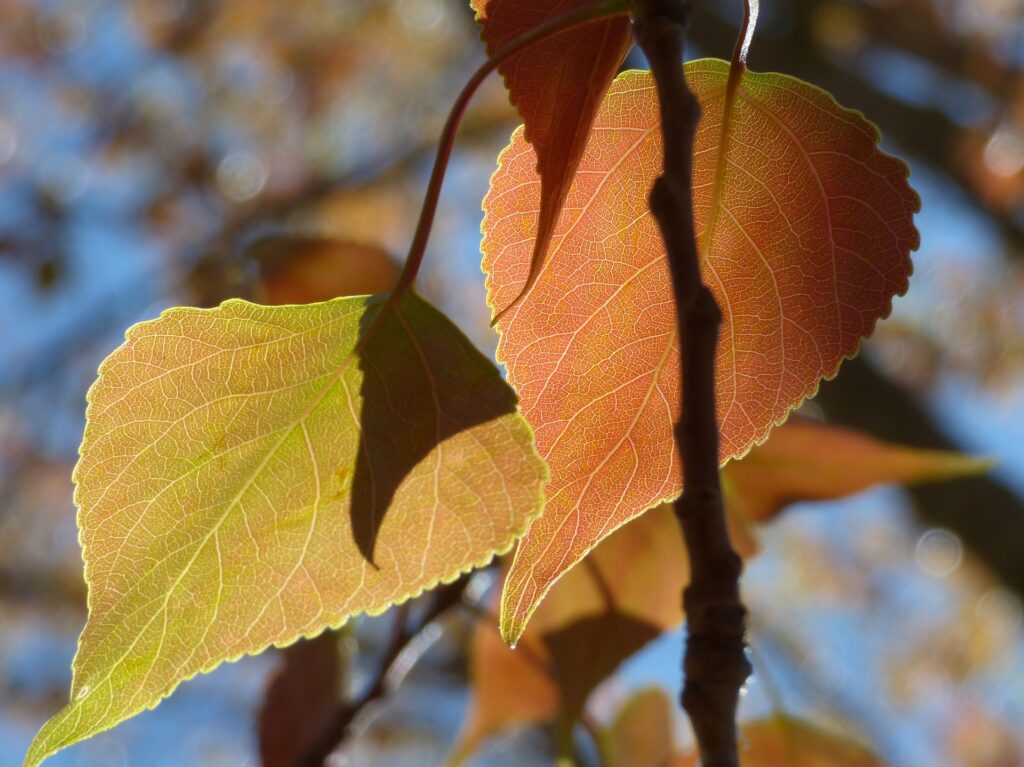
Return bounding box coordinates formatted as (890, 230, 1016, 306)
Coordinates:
(694, 284, 722, 324)
(674, 486, 723, 518)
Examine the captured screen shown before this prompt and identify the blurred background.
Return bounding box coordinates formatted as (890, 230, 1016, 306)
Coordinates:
(0, 0, 1022, 765)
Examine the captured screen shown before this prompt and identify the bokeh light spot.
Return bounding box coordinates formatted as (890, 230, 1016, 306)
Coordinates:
(216, 151, 267, 202)
(983, 125, 1024, 178)
(915, 528, 963, 578)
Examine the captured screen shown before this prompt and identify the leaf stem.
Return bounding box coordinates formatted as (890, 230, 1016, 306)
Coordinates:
(354, 0, 629, 355)
(630, 1, 752, 766)
(389, 0, 631, 301)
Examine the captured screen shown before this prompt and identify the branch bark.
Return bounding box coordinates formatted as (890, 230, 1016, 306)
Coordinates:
(631, 2, 751, 765)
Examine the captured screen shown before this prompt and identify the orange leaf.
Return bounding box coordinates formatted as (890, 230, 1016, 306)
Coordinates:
(676, 717, 885, 767)
(605, 687, 678, 767)
(724, 418, 993, 523)
(472, 0, 631, 315)
(446, 607, 557, 767)
(483, 59, 920, 642)
(606, 697, 887, 767)
(449, 504, 687, 765)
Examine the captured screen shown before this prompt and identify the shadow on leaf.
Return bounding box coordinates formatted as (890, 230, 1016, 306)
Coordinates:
(351, 294, 520, 566)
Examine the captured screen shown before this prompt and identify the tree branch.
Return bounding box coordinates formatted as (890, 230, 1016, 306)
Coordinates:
(299, 577, 469, 767)
(631, 2, 751, 765)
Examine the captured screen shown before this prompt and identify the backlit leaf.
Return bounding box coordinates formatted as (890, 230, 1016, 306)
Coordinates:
(724, 418, 993, 523)
(26, 292, 546, 767)
(471, 0, 631, 316)
(449, 504, 687, 765)
(484, 59, 920, 642)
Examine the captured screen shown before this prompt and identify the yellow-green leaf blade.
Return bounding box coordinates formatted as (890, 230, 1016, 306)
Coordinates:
(26, 292, 546, 767)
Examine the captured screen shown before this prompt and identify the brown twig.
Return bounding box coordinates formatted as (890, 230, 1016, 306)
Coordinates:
(298, 577, 469, 767)
(630, 1, 751, 765)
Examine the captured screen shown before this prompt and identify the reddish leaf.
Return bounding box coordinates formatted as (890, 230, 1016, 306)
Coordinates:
(724, 418, 992, 523)
(449, 504, 687, 765)
(258, 632, 343, 767)
(472, 0, 632, 315)
(483, 59, 920, 642)
(248, 235, 399, 304)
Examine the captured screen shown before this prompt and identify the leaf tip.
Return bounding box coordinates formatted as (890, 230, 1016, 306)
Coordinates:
(23, 707, 71, 767)
(498, 608, 525, 647)
(935, 452, 997, 479)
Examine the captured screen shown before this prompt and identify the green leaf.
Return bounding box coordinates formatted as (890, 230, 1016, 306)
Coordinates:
(26, 291, 546, 767)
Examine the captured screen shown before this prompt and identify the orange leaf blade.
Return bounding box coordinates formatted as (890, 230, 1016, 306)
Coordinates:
(484, 60, 920, 643)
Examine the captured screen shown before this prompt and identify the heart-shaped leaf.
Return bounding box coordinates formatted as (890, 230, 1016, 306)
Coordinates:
(26, 292, 546, 767)
(483, 59, 920, 643)
(472, 0, 632, 316)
